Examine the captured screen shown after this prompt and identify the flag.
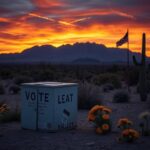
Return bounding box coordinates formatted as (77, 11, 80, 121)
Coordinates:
(116, 31, 128, 47)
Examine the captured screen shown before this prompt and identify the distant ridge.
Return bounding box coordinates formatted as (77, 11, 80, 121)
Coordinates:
(0, 42, 146, 64)
(72, 58, 100, 65)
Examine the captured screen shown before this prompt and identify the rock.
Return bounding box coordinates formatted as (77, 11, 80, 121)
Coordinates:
(86, 142, 95, 146)
(0, 134, 3, 137)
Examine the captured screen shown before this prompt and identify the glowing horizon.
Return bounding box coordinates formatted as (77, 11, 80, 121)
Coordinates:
(0, 0, 150, 55)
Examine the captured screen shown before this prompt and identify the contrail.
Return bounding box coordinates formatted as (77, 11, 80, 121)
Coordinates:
(28, 13, 90, 26)
(71, 17, 91, 23)
(113, 10, 135, 19)
(29, 13, 55, 22)
(29, 13, 75, 26)
(58, 21, 75, 26)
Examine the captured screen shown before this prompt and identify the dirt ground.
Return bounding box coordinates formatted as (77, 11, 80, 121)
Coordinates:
(0, 112, 150, 150)
(1, 87, 150, 150)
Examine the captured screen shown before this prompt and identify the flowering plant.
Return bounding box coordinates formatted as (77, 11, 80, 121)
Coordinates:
(117, 118, 133, 130)
(139, 111, 150, 136)
(88, 105, 112, 134)
(0, 103, 10, 122)
(117, 118, 139, 142)
(0, 104, 9, 113)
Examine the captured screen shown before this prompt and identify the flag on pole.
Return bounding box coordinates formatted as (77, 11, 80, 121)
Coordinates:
(116, 31, 128, 47)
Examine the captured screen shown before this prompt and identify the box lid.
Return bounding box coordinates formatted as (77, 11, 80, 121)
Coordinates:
(21, 82, 78, 87)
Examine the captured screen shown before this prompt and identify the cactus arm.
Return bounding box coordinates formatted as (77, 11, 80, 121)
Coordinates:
(139, 33, 147, 101)
(142, 33, 146, 65)
(132, 55, 141, 66)
(133, 33, 147, 101)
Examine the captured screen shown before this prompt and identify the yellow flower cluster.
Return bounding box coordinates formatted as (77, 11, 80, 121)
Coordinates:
(95, 124, 110, 134)
(88, 105, 111, 121)
(117, 118, 133, 127)
(102, 114, 110, 120)
(122, 129, 139, 139)
(88, 105, 112, 134)
(0, 104, 9, 113)
(118, 118, 139, 142)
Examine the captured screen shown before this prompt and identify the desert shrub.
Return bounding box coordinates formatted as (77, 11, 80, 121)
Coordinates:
(128, 69, 139, 86)
(111, 77, 122, 89)
(139, 111, 150, 136)
(113, 90, 130, 103)
(0, 84, 5, 95)
(0, 70, 13, 80)
(0, 102, 20, 123)
(32, 70, 56, 81)
(0, 101, 6, 108)
(0, 111, 20, 123)
(137, 80, 150, 93)
(93, 73, 122, 89)
(146, 81, 150, 93)
(102, 83, 114, 92)
(78, 82, 101, 109)
(14, 76, 33, 85)
(9, 85, 20, 94)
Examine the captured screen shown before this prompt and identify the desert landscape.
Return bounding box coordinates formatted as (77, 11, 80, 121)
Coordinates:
(0, 1, 150, 149)
(0, 64, 150, 150)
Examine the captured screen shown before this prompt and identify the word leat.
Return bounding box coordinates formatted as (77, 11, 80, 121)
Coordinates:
(25, 91, 74, 104)
(57, 94, 73, 104)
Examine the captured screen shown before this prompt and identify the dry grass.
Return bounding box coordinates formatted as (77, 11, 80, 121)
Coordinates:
(78, 82, 102, 109)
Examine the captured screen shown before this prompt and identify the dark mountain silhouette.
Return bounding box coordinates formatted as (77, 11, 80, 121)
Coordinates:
(72, 58, 101, 65)
(0, 42, 145, 64)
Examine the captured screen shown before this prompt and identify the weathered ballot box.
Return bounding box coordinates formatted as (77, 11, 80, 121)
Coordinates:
(21, 82, 78, 131)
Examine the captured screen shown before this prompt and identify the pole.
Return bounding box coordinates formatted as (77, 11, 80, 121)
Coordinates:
(36, 89, 39, 130)
(127, 30, 130, 92)
(127, 37, 129, 67)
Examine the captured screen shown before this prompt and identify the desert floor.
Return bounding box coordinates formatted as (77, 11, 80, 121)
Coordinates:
(0, 87, 150, 150)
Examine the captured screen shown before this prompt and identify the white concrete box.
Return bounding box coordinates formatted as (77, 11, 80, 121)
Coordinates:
(21, 82, 78, 131)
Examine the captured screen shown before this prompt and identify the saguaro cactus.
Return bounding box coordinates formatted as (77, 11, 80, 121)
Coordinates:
(133, 33, 147, 101)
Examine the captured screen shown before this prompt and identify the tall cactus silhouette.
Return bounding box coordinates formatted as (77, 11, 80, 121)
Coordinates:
(133, 33, 147, 101)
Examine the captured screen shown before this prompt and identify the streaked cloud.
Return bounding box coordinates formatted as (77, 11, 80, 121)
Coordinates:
(0, 0, 34, 17)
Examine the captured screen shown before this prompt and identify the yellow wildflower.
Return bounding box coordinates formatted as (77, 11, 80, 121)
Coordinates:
(103, 107, 112, 113)
(96, 127, 103, 134)
(88, 114, 96, 121)
(129, 129, 139, 138)
(88, 105, 104, 121)
(117, 118, 132, 127)
(122, 129, 130, 136)
(89, 105, 104, 114)
(102, 124, 109, 131)
(102, 114, 110, 120)
(122, 129, 139, 139)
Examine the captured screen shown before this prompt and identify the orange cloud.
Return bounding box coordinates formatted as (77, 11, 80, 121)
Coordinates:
(31, 0, 65, 7)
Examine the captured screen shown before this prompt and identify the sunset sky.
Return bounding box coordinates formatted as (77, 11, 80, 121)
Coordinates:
(0, 0, 150, 55)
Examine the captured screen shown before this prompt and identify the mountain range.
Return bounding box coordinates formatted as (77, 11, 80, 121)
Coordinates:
(0, 43, 145, 64)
